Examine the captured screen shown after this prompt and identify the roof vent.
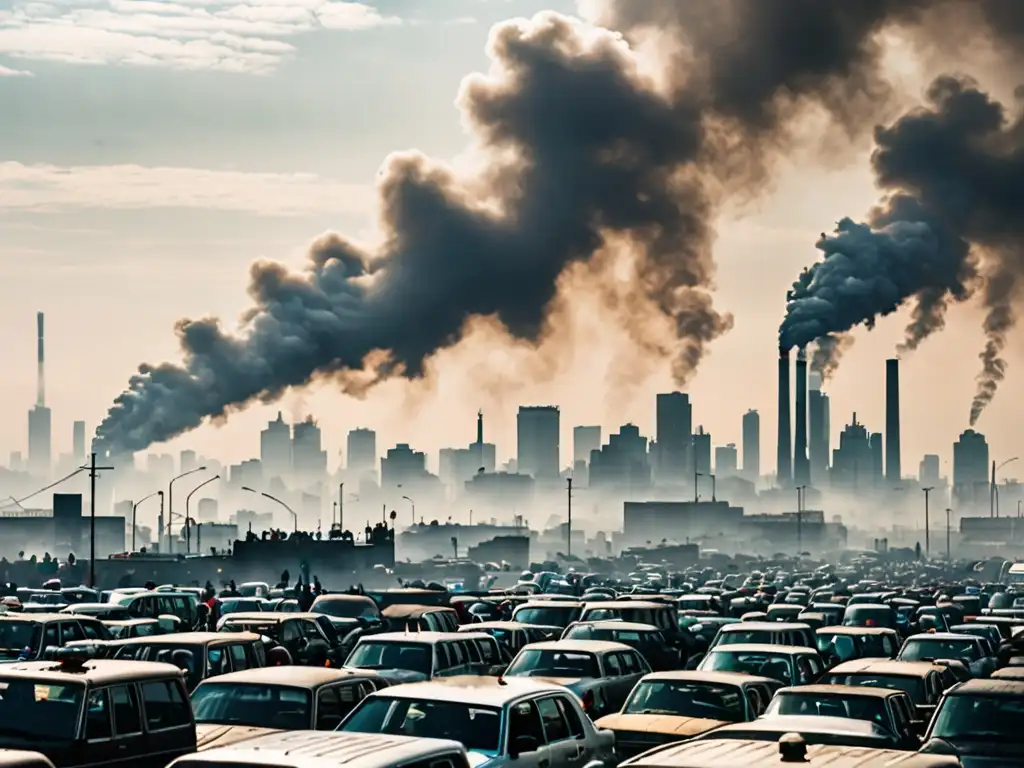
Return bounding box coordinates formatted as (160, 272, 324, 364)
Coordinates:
(778, 733, 808, 763)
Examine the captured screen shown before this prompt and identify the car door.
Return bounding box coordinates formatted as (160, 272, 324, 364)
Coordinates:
(109, 684, 148, 768)
(140, 679, 195, 764)
(506, 699, 553, 768)
(84, 688, 116, 768)
(536, 696, 585, 768)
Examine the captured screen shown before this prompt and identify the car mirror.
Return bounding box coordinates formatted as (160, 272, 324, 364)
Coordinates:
(509, 735, 538, 759)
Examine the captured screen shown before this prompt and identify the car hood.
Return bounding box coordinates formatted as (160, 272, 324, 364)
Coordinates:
(594, 713, 727, 737)
(528, 677, 592, 691)
(342, 666, 428, 684)
(196, 724, 284, 751)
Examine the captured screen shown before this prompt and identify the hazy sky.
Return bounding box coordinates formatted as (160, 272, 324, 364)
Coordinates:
(2, 0, 1021, 479)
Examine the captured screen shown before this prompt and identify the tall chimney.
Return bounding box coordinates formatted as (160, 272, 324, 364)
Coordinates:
(36, 311, 45, 407)
(777, 345, 792, 487)
(885, 358, 901, 483)
(476, 409, 483, 445)
(794, 347, 810, 486)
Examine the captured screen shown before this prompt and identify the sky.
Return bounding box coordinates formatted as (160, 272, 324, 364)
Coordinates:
(1, 0, 1022, 479)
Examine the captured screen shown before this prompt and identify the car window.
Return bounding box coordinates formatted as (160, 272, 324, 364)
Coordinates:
(316, 686, 344, 729)
(604, 654, 622, 676)
(61, 622, 84, 644)
(111, 685, 143, 736)
(44, 623, 58, 650)
(435, 645, 451, 671)
(208, 647, 229, 677)
(450, 642, 466, 667)
(142, 681, 192, 730)
(229, 644, 249, 671)
(81, 622, 102, 641)
(555, 696, 584, 737)
(86, 689, 112, 740)
(477, 638, 498, 665)
(463, 640, 481, 664)
(537, 697, 570, 743)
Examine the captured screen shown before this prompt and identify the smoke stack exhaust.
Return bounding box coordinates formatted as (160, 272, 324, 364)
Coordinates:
(886, 358, 901, 482)
(36, 311, 45, 408)
(476, 409, 483, 446)
(777, 345, 791, 487)
(794, 347, 809, 486)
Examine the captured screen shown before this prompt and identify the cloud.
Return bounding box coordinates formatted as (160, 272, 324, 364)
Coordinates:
(0, 0, 400, 73)
(0, 63, 33, 75)
(0, 161, 374, 215)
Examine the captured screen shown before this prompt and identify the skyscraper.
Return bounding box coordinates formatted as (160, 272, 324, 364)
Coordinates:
(953, 429, 989, 486)
(28, 312, 51, 479)
(573, 426, 602, 465)
(293, 417, 328, 479)
(693, 427, 711, 475)
(919, 454, 941, 487)
(72, 421, 86, 462)
(808, 373, 830, 486)
(715, 444, 738, 478)
(655, 392, 692, 480)
(741, 409, 760, 481)
(347, 428, 377, 473)
(260, 412, 292, 479)
(830, 414, 872, 489)
(589, 424, 650, 488)
(885, 358, 902, 483)
(517, 406, 560, 479)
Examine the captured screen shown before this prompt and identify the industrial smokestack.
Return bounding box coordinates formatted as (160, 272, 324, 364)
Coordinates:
(777, 345, 792, 487)
(886, 358, 901, 482)
(476, 409, 483, 446)
(794, 347, 809, 486)
(36, 311, 45, 408)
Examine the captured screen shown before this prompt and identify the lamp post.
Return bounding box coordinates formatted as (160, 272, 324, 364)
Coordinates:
(796, 485, 807, 559)
(922, 487, 934, 558)
(131, 490, 163, 552)
(402, 495, 415, 527)
(242, 486, 298, 532)
(167, 466, 206, 554)
(185, 475, 220, 553)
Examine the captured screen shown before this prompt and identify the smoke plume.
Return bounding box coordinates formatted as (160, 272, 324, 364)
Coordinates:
(780, 74, 1023, 422)
(97, 3, 1022, 454)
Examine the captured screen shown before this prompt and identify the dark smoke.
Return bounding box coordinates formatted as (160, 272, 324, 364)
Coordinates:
(779, 74, 1023, 422)
(98, 3, 1023, 454)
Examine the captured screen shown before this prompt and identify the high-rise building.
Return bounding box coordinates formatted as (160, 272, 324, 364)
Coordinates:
(692, 426, 711, 475)
(28, 311, 51, 479)
(469, 410, 497, 475)
(589, 424, 650, 488)
(573, 426, 602, 465)
(293, 417, 328, 479)
(715, 444, 738, 478)
(953, 429, 989, 486)
(517, 406, 560, 480)
(868, 432, 883, 486)
(180, 449, 198, 474)
(830, 413, 872, 489)
(655, 392, 692, 481)
(741, 410, 760, 481)
(381, 444, 428, 488)
(919, 454, 941, 487)
(260, 412, 292, 479)
(885, 359, 902, 483)
(146, 453, 174, 478)
(808, 373, 830, 486)
(72, 421, 86, 461)
(347, 428, 377, 472)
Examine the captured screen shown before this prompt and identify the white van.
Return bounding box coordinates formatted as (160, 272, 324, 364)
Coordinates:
(169, 731, 469, 768)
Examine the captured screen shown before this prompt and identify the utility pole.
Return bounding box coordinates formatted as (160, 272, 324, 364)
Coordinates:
(567, 477, 573, 560)
(922, 487, 933, 558)
(795, 485, 806, 560)
(946, 508, 952, 561)
(86, 452, 113, 589)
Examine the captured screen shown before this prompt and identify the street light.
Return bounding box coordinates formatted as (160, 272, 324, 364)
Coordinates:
(922, 487, 934, 559)
(185, 475, 220, 553)
(131, 490, 163, 552)
(242, 486, 298, 532)
(167, 466, 206, 554)
(402, 495, 415, 526)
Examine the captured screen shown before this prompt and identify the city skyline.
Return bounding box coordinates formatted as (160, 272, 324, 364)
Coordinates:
(3, 1, 1023, 476)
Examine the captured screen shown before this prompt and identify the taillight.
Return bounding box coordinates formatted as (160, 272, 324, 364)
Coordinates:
(581, 690, 594, 711)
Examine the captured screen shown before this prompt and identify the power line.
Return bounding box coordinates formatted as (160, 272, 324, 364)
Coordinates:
(0, 467, 86, 510)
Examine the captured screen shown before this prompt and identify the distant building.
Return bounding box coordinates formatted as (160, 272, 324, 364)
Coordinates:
(464, 472, 535, 506)
(590, 424, 650, 489)
(954, 429, 989, 512)
(655, 392, 692, 482)
(72, 421, 86, 462)
(715, 444, 738, 478)
(197, 497, 218, 522)
(808, 373, 830, 486)
(28, 404, 51, 479)
(623, 500, 744, 547)
(869, 432, 884, 486)
(180, 449, 198, 474)
(347, 428, 377, 473)
(741, 409, 760, 482)
(517, 406, 560, 480)
(573, 426, 602, 465)
(381, 444, 440, 491)
(229, 458, 263, 488)
(260, 413, 292, 480)
(919, 454, 941, 487)
(293, 417, 328, 480)
(693, 426, 711, 475)
(0, 493, 125, 559)
(147, 453, 174, 478)
(830, 413, 873, 490)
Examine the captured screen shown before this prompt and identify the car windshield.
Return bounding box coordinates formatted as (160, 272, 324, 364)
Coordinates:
(112, 643, 204, 690)
(505, 649, 600, 679)
(512, 606, 580, 628)
(341, 696, 501, 756)
(843, 608, 896, 629)
(312, 600, 378, 621)
(0, 677, 85, 741)
(931, 694, 1024, 743)
(901, 638, 979, 662)
(345, 642, 432, 676)
(219, 599, 264, 615)
(700, 651, 792, 684)
(623, 680, 744, 721)
(191, 683, 311, 730)
(825, 674, 925, 702)
(766, 692, 889, 727)
(0, 622, 42, 660)
(717, 630, 776, 646)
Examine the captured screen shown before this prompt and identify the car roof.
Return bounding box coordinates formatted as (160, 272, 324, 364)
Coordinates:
(312, 595, 375, 604)
(828, 660, 940, 677)
(520, 640, 633, 654)
(639, 671, 778, 687)
(569, 621, 661, 632)
(222, 612, 322, 622)
(816, 626, 896, 636)
(0, 613, 92, 623)
(369, 675, 569, 707)
(947, 679, 1024, 696)
(106, 631, 261, 646)
(195, 667, 378, 688)
(514, 601, 583, 609)
(709, 715, 888, 736)
(721, 622, 810, 632)
(354, 632, 465, 644)
(775, 684, 900, 699)
(622, 738, 953, 767)
(2, 658, 184, 685)
(581, 601, 669, 610)
(706, 644, 812, 655)
(183, 730, 463, 768)
(458, 621, 534, 631)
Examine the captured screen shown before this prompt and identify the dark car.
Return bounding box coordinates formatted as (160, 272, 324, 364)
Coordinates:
(921, 678, 1024, 765)
(561, 621, 680, 671)
(105, 632, 266, 691)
